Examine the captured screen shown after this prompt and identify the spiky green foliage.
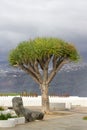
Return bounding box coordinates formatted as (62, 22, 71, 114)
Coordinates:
(9, 37, 79, 66)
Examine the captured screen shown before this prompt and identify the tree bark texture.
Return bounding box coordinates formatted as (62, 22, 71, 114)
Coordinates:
(41, 84, 49, 113)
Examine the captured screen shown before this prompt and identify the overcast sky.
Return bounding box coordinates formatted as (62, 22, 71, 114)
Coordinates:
(0, 0, 87, 59)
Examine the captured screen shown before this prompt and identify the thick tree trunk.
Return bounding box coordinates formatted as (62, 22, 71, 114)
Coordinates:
(40, 84, 49, 113)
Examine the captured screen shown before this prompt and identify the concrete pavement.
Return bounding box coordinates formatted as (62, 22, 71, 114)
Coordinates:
(0, 113, 87, 130)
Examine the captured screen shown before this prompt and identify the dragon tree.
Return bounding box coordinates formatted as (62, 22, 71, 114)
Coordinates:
(9, 37, 79, 113)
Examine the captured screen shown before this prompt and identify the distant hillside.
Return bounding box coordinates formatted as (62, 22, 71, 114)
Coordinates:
(80, 51, 87, 62)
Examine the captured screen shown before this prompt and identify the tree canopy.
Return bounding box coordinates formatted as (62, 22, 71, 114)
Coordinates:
(9, 37, 79, 67)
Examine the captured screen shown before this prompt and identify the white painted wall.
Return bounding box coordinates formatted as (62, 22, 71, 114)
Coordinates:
(0, 96, 87, 109)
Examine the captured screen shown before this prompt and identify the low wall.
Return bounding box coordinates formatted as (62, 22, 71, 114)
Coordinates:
(0, 96, 87, 109)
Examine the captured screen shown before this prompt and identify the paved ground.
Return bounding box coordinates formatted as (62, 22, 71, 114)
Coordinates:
(1, 112, 87, 130)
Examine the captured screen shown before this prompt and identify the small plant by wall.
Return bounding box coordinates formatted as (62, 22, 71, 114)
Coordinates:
(0, 113, 17, 120)
(0, 106, 4, 111)
(83, 116, 87, 120)
(49, 93, 70, 97)
(20, 91, 38, 97)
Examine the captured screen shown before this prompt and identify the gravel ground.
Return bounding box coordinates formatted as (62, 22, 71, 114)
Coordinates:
(0, 107, 87, 130)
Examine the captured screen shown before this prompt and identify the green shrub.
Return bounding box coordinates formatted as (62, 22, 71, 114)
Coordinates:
(0, 113, 17, 120)
(83, 116, 87, 120)
(0, 106, 4, 111)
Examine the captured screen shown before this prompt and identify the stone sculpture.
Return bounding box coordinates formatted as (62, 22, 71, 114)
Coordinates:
(12, 97, 44, 122)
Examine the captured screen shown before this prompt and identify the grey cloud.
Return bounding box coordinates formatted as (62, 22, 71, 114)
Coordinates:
(0, 0, 87, 54)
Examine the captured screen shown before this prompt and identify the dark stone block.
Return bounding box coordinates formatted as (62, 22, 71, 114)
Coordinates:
(12, 97, 44, 122)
